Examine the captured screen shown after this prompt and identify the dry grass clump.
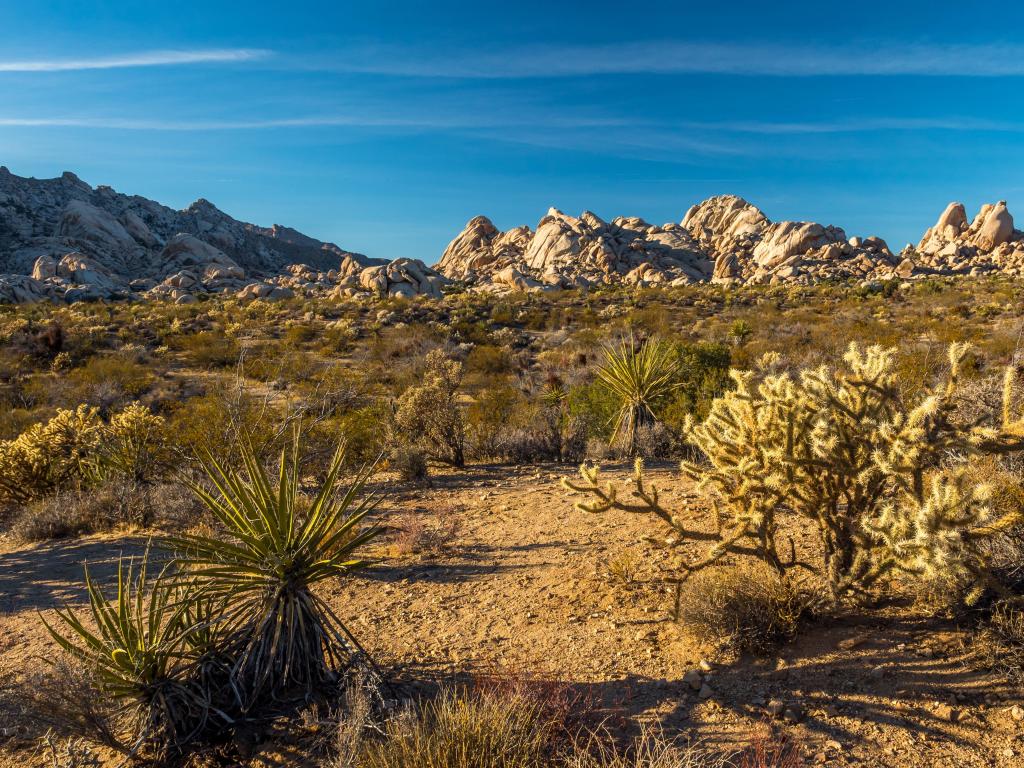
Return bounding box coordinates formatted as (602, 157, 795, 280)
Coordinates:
(676, 563, 806, 655)
(970, 604, 1024, 686)
(11, 481, 151, 541)
(349, 687, 553, 768)
(736, 724, 803, 768)
(565, 725, 731, 768)
(388, 504, 461, 558)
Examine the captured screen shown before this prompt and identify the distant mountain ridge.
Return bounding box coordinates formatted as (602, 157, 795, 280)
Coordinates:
(2, 166, 1024, 304)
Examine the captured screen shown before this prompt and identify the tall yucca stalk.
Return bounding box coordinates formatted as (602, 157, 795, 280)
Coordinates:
(163, 437, 382, 707)
(41, 554, 210, 758)
(596, 336, 679, 456)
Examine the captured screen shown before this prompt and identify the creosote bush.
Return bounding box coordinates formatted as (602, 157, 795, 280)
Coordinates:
(393, 349, 466, 467)
(566, 343, 1024, 608)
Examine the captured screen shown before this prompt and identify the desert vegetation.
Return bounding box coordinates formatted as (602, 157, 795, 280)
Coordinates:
(3, 277, 1024, 766)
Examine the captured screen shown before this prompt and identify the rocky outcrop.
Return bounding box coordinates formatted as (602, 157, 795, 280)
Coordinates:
(437, 207, 713, 291)
(0, 166, 390, 304)
(437, 216, 531, 279)
(437, 195, 900, 291)
(906, 200, 1024, 277)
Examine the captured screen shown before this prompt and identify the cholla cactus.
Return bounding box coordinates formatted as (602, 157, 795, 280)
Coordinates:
(100, 403, 170, 483)
(393, 349, 466, 467)
(0, 403, 169, 503)
(0, 405, 104, 503)
(564, 342, 1024, 604)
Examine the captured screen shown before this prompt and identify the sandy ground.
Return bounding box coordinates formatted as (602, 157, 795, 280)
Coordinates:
(1, 463, 1022, 766)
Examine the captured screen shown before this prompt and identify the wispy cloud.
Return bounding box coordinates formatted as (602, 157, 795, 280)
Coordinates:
(320, 41, 1024, 78)
(0, 48, 269, 72)
(3, 113, 1021, 136)
(0, 114, 630, 131)
(675, 117, 1024, 134)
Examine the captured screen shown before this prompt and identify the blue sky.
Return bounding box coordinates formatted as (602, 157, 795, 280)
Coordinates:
(2, 1, 1024, 262)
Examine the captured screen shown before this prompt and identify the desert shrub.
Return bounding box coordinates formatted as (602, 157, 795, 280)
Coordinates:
(320, 319, 358, 354)
(338, 401, 391, 457)
(391, 443, 429, 482)
(465, 344, 514, 376)
(168, 329, 239, 368)
(393, 349, 466, 467)
(163, 437, 382, 705)
(11, 481, 151, 541)
(467, 383, 531, 459)
(566, 343, 1024, 606)
(167, 385, 284, 464)
(676, 563, 806, 655)
(64, 354, 155, 409)
(496, 414, 588, 465)
(284, 322, 317, 345)
(661, 342, 732, 426)
(353, 687, 552, 768)
(595, 337, 679, 457)
(566, 381, 619, 443)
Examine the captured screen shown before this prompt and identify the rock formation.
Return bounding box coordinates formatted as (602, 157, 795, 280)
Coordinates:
(436, 195, 905, 291)
(3, 165, 1024, 304)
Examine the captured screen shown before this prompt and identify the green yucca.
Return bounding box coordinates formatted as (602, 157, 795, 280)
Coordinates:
(163, 436, 382, 707)
(41, 554, 210, 757)
(595, 337, 679, 456)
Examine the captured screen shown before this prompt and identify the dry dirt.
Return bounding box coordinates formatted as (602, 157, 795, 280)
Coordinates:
(1, 462, 1022, 767)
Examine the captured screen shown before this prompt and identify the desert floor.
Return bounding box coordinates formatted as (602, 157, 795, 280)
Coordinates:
(1, 463, 1020, 767)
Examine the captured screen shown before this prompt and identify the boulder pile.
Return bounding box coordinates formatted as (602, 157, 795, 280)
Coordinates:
(437, 195, 917, 291)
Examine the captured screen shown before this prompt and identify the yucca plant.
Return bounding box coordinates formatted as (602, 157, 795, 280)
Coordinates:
(41, 554, 210, 759)
(595, 336, 679, 457)
(163, 436, 382, 709)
